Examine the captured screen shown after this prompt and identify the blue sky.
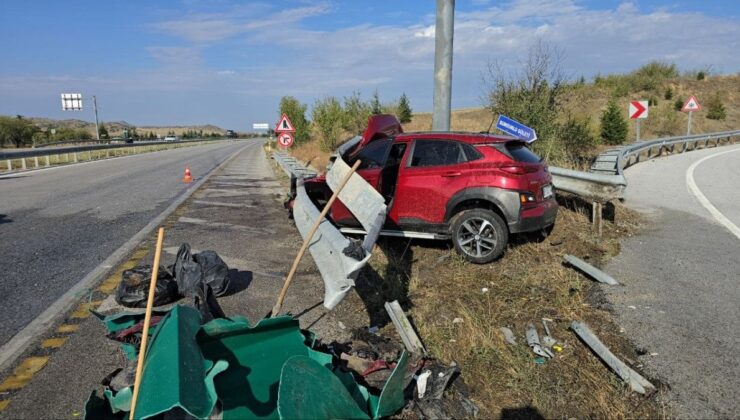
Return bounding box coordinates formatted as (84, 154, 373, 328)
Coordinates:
(1, 0, 738, 130)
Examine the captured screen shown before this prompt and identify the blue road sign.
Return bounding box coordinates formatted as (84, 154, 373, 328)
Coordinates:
(495, 115, 537, 143)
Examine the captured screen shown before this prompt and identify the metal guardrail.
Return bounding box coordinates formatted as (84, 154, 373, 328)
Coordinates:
(591, 130, 740, 175)
(549, 129, 739, 202)
(0, 138, 228, 172)
(272, 151, 385, 310)
(549, 166, 627, 202)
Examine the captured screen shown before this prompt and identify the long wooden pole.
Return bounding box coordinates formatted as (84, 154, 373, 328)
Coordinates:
(271, 160, 361, 317)
(129, 227, 165, 420)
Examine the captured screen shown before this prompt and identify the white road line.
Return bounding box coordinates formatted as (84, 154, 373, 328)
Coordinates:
(686, 147, 740, 241)
(192, 200, 254, 208)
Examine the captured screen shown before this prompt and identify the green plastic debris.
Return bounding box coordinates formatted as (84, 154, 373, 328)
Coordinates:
(88, 305, 410, 419)
(277, 356, 370, 419)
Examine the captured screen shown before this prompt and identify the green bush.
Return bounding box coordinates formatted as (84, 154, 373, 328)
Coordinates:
(312, 96, 344, 151)
(559, 116, 599, 163)
(600, 100, 628, 145)
(697, 71, 706, 81)
(706, 94, 726, 120)
(342, 91, 371, 135)
(648, 96, 658, 106)
(279, 96, 311, 144)
(674, 97, 685, 111)
(664, 87, 673, 100)
(370, 90, 382, 115)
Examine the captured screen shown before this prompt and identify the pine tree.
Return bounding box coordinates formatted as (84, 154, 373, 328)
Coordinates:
(370, 90, 382, 115)
(600, 100, 628, 145)
(397, 93, 413, 123)
(706, 94, 726, 120)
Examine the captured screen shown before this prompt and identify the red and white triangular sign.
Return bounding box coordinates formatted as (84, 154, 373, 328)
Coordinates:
(275, 113, 295, 132)
(682, 95, 701, 112)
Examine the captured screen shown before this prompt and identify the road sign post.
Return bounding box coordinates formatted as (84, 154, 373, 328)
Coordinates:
(681, 96, 701, 135)
(629, 100, 648, 142)
(274, 114, 296, 149)
(495, 115, 537, 143)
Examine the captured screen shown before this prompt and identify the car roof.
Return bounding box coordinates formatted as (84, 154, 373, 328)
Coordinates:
(395, 131, 519, 144)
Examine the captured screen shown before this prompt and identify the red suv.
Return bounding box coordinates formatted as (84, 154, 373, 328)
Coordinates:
(303, 115, 557, 263)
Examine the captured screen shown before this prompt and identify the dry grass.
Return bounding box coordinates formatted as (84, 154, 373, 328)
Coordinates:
(355, 201, 665, 418)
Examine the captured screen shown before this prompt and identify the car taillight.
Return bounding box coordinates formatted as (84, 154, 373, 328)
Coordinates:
(500, 165, 538, 174)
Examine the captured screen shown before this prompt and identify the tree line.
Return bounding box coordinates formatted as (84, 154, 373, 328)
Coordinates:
(278, 90, 412, 151)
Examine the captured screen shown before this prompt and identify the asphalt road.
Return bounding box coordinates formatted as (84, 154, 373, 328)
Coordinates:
(604, 144, 740, 418)
(0, 141, 250, 345)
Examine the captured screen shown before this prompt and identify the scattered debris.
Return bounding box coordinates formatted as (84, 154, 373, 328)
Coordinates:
(367, 326, 379, 334)
(173, 243, 230, 297)
(563, 254, 619, 285)
(499, 327, 517, 345)
(338, 321, 346, 330)
(86, 305, 412, 419)
(526, 323, 553, 359)
(114, 266, 179, 308)
(570, 321, 655, 395)
(481, 287, 489, 293)
(416, 370, 432, 398)
(452, 317, 464, 324)
(384, 300, 427, 355)
(541, 318, 558, 348)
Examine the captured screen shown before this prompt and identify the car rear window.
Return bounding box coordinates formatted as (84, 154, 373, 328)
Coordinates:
(505, 142, 541, 163)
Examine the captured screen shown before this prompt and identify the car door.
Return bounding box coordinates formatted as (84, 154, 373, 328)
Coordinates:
(330, 138, 393, 226)
(389, 139, 471, 228)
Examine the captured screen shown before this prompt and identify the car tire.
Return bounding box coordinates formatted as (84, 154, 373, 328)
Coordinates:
(451, 209, 508, 264)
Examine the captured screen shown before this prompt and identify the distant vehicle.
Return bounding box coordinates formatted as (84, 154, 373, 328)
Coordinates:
(300, 114, 557, 263)
(164, 135, 178, 142)
(226, 130, 237, 138)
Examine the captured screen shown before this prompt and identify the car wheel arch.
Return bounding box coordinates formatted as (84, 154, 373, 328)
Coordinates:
(445, 187, 519, 227)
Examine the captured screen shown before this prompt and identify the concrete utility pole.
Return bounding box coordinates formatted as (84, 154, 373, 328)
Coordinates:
(432, 0, 454, 131)
(93, 95, 100, 140)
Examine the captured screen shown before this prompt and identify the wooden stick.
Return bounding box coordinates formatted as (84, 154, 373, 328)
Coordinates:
(271, 160, 361, 317)
(129, 227, 165, 420)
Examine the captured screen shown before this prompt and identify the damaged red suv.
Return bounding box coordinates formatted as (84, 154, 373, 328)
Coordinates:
(304, 115, 557, 263)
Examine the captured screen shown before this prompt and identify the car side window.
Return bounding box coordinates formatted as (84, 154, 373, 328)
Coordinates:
(461, 143, 483, 162)
(348, 138, 392, 170)
(409, 140, 465, 167)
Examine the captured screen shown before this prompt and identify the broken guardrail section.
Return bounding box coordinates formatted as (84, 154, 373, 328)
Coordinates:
(279, 150, 387, 310)
(563, 254, 619, 285)
(570, 321, 655, 395)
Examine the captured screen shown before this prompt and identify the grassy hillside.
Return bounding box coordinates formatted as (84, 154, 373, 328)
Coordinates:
(406, 74, 739, 140)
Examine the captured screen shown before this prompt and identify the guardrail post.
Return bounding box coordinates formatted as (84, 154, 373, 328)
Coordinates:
(21, 158, 26, 170)
(34, 157, 39, 168)
(591, 202, 603, 237)
(45, 155, 50, 167)
(73, 152, 79, 163)
(5, 159, 11, 171)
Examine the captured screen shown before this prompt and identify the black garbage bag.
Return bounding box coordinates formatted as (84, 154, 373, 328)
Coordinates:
(194, 250, 230, 296)
(114, 266, 179, 308)
(173, 243, 230, 297)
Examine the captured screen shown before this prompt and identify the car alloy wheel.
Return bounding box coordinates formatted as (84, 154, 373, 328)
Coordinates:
(451, 209, 508, 264)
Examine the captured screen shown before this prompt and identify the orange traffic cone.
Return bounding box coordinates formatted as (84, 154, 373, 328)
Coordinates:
(182, 166, 193, 183)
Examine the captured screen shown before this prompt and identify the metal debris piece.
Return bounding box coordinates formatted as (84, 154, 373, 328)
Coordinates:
(526, 323, 553, 358)
(570, 321, 655, 394)
(385, 300, 427, 355)
(499, 327, 517, 345)
(563, 254, 619, 285)
(541, 319, 557, 348)
(416, 370, 432, 399)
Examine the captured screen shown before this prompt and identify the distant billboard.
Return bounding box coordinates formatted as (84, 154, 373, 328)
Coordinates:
(252, 123, 269, 130)
(61, 93, 83, 110)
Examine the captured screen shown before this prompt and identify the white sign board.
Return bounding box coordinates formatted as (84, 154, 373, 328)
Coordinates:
(61, 93, 83, 110)
(252, 123, 270, 130)
(629, 101, 648, 119)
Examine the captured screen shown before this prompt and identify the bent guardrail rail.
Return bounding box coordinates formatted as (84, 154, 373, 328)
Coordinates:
(590, 130, 740, 175)
(273, 151, 386, 309)
(549, 166, 627, 202)
(0, 138, 231, 172)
